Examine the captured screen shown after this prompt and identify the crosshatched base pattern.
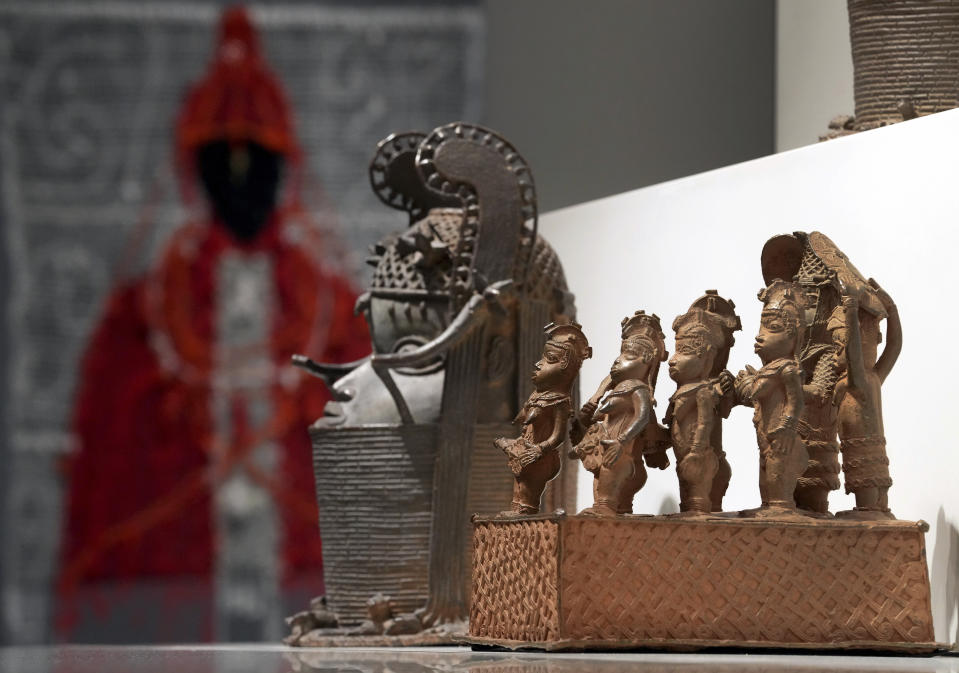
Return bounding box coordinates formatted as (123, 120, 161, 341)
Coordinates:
(471, 518, 560, 642)
(471, 515, 935, 649)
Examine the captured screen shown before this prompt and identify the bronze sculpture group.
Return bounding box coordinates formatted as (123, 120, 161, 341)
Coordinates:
(500, 232, 900, 522)
(471, 240, 925, 652)
(289, 123, 907, 650)
(472, 237, 927, 653)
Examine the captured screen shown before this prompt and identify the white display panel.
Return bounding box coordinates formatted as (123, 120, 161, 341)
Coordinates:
(542, 108, 959, 643)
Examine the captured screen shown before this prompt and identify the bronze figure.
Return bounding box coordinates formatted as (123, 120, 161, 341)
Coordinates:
(497, 322, 590, 515)
(571, 312, 670, 516)
(761, 231, 901, 517)
(735, 280, 807, 518)
(762, 232, 843, 514)
(665, 291, 740, 515)
(829, 281, 901, 519)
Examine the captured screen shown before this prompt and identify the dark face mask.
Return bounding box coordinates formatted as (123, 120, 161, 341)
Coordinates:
(196, 139, 283, 243)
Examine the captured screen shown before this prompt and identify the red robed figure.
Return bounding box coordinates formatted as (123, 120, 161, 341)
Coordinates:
(56, 7, 368, 641)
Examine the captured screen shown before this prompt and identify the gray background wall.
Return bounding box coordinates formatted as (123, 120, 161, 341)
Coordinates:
(485, 0, 775, 211)
(776, 0, 853, 151)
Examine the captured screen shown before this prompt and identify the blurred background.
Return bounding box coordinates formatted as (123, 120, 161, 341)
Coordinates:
(0, 0, 854, 646)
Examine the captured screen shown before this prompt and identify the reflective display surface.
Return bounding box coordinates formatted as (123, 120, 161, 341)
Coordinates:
(1, 646, 957, 673)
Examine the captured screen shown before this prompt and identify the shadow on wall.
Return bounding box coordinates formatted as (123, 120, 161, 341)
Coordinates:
(657, 494, 679, 515)
(931, 506, 959, 644)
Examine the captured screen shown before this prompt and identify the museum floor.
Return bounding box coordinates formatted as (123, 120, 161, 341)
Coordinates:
(0, 646, 957, 673)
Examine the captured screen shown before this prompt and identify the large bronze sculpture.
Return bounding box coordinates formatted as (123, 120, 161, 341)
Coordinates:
(292, 123, 578, 641)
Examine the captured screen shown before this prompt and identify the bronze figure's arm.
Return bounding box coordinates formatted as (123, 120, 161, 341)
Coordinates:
(618, 386, 652, 444)
(583, 375, 611, 419)
(570, 375, 609, 445)
(692, 385, 716, 451)
(843, 295, 867, 392)
(772, 363, 803, 438)
(600, 387, 652, 469)
(734, 365, 756, 406)
(871, 278, 901, 384)
(715, 370, 736, 418)
(511, 402, 528, 426)
(539, 400, 571, 454)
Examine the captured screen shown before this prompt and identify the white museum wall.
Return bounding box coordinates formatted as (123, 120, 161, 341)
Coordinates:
(543, 108, 959, 644)
(776, 0, 854, 151)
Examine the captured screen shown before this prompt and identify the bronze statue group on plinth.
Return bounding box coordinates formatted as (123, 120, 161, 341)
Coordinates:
(470, 229, 929, 653)
(503, 232, 901, 524)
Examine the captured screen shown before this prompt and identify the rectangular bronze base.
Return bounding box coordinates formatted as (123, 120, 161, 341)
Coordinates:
(468, 513, 942, 653)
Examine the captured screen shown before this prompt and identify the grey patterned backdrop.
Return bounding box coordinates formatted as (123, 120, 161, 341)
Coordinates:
(0, 0, 483, 644)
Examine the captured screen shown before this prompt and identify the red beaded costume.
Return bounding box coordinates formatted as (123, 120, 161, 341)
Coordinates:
(56, 7, 368, 640)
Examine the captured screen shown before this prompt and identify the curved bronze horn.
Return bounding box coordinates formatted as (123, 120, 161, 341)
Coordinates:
(415, 122, 537, 311)
(368, 131, 460, 223)
(410, 123, 538, 626)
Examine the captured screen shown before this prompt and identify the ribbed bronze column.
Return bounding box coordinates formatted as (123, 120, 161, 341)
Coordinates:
(848, 0, 959, 129)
